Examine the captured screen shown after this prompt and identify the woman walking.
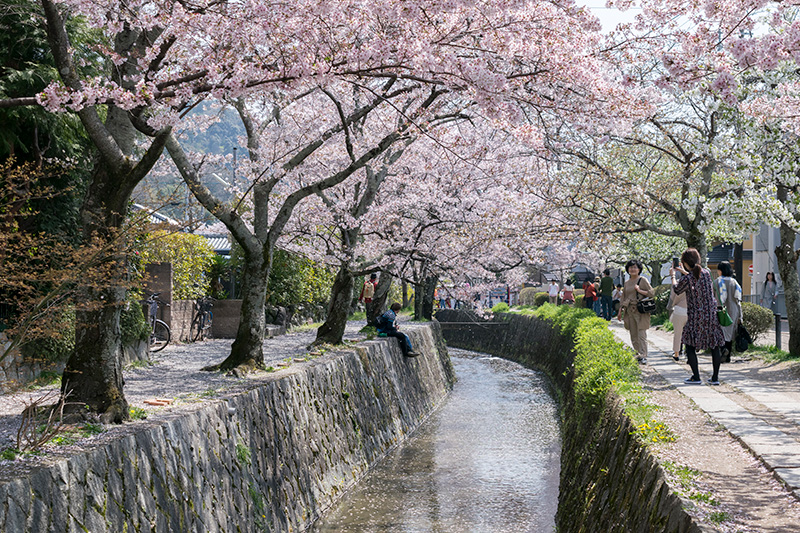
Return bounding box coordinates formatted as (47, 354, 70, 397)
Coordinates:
(620, 259, 654, 364)
(666, 282, 687, 362)
(715, 261, 743, 363)
(761, 272, 778, 313)
(561, 280, 575, 305)
(670, 248, 725, 385)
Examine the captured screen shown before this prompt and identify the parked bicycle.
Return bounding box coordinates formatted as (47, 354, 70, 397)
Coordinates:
(145, 292, 171, 352)
(190, 295, 214, 342)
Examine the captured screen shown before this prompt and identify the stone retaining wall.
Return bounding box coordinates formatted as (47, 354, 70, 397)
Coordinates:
(0, 323, 455, 532)
(0, 336, 146, 392)
(436, 310, 707, 533)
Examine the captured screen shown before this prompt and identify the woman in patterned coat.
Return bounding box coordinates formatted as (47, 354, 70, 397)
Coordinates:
(670, 248, 725, 385)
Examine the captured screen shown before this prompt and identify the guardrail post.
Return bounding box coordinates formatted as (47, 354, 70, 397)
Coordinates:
(775, 313, 782, 351)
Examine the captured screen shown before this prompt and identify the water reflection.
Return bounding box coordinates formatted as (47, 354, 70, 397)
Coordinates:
(311, 349, 561, 532)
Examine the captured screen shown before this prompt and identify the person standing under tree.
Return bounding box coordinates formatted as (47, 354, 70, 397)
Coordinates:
(620, 259, 654, 364)
(715, 261, 742, 363)
(548, 280, 560, 304)
(667, 281, 687, 362)
(671, 248, 725, 385)
(599, 269, 614, 320)
(359, 273, 378, 323)
(761, 272, 778, 314)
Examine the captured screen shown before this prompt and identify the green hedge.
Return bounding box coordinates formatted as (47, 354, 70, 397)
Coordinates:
(491, 302, 510, 313)
(530, 304, 672, 443)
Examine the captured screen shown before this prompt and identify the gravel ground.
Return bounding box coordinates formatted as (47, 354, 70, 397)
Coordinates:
(0, 322, 366, 452)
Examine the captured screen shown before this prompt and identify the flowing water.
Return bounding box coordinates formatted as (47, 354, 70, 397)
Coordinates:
(310, 348, 561, 533)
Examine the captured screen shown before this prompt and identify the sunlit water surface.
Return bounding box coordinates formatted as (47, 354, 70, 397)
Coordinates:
(310, 348, 561, 533)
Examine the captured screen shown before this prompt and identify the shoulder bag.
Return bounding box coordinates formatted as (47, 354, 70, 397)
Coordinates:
(715, 279, 734, 327)
(635, 278, 656, 314)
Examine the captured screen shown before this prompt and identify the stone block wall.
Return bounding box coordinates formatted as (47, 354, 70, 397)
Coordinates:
(168, 300, 195, 342)
(0, 334, 64, 392)
(436, 310, 707, 533)
(0, 323, 455, 532)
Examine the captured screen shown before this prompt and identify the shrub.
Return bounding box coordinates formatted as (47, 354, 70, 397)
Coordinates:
(20, 307, 75, 363)
(574, 294, 584, 309)
(138, 231, 217, 299)
(519, 287, 538, 306)
(534, 292, 550, 307)
(120, 298, 149, 345)
(492, 302, 510, 313)
(742, 301, 773, 344)
(653, 284, 671, 315)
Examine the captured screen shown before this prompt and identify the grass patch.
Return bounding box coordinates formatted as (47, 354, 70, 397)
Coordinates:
(1, 448, 18, 461)
(129, 406, 147, 420)
(349, 311, 366, 321)
(749, 344, 796, 362)
(662, 461, 701, 490)
(25, 370, 62, 390)
(48, 422, 105, 446)
(125, 359, 153, 370)
(359, 325, 377, 339)
(236, 443, 252, 465)
(290, 321, 322, 333)
(688, 491, 719, 506)
(708, 511, 729, 523)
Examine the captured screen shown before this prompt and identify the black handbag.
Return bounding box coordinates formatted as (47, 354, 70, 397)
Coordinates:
(735, 323, 752, 352)
(635, 278, 656, 314)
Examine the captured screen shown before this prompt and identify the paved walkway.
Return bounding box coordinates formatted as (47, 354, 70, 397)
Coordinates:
(609, 320, 800, 501)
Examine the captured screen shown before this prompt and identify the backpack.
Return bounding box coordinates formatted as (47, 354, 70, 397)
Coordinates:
(363, 280, 375, 299)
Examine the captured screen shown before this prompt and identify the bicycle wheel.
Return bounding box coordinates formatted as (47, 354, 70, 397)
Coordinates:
(150, 319, 171, 352)
(190, 314, 204, 342)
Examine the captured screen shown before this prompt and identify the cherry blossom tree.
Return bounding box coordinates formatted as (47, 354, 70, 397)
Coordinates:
(1, 0, 641, 409)
(163, 0, 634, 368)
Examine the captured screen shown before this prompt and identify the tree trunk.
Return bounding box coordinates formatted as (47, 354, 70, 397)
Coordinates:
(313, 264, 355, 345)
(685, 231, 708, 267)
(61, 163, 137, 423)
(62, 286, 128, 423)
(209, 250, 271, 372)
(775, 185, 800, 356)
(367, 272, 393, 326)
(414, 275, 437, 320)
(401, 280, 408, 308)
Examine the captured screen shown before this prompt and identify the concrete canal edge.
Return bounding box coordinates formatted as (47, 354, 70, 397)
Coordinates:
(0, 323, 455, 532)
(437, 309, 711, 533)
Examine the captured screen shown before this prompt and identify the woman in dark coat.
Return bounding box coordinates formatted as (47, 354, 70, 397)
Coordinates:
(670, 248, 725, 385)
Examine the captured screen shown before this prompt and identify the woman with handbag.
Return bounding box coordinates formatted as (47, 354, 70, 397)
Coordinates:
(620, 259, 654, 364)
(715, 261, 743, 363)
(670, 248, 725, 385)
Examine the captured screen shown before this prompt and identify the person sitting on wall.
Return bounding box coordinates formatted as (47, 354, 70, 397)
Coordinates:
(376, 302, 420, 358)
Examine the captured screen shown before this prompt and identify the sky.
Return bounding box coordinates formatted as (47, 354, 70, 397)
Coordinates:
(576, 0, 640, 33)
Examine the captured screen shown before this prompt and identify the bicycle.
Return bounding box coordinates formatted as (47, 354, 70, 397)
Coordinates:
(190, 295, 214, 342)
(145, 292, 171, 352)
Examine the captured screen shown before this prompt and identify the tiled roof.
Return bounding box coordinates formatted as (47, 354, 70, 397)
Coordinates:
(203, 235, 231, 254)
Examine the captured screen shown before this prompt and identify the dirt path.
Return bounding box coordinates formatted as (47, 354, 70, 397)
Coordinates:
(611, 320, 800, 532)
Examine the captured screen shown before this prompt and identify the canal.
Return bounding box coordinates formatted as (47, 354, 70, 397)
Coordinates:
(311, 348, 561, 532)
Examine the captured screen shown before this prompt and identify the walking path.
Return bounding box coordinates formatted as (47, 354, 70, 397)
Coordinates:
(0, 323, 367, 454)
(610, 320, 800, 531)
